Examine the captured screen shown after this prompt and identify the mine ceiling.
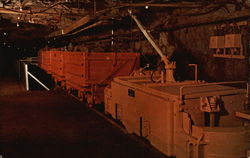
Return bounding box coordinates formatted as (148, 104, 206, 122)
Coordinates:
(0, 0, 249, 50)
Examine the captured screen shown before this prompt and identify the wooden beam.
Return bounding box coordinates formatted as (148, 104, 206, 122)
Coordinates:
(63, 15, 90, 34)
(235, 112, 250, 120)
(120, 2, 202, 8)
(0, 8, 53, 16)
(95, 2, 201, 15)
(48, 15, 91, 37)
(162, 10, 250, 31)
(71, 20, 103, 35)
(0, 8, 21, 15)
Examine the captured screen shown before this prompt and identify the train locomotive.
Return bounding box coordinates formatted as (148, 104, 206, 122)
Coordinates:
(104, 12, 250, 158)
(105, 74, 249, 158)
(37, 12, 250, 158)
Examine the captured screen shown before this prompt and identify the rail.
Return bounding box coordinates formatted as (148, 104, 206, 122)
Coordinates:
(179, 81, 248, 104)
(24, 64, 50, 91)
(17, 57, 38, 79)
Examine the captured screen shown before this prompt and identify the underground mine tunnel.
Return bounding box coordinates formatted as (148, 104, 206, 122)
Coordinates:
(0, 0, 250, 158)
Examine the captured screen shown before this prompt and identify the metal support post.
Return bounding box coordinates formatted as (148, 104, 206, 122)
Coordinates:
(27, 71, 50, 91)
(24, 63, 50, 91)
(188, 64, 198, 81)
(24, 64, 29, 91)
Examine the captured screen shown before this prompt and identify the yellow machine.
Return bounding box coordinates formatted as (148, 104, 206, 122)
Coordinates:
(105, 76, 249, 158)
(104, 11, 250, 158)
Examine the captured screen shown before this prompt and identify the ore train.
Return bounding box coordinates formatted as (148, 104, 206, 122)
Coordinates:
(38, 51, 140, 104)
(38, 50, 250, 158)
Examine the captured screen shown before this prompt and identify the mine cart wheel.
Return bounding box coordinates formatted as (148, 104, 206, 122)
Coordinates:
(88, 103, 93, 108)
(61, 81, 66, 89)
(55, 82, 60, 89)
(66, 85, 71, 94)
(86, 94, 94, 108)
(78, 91, 84, 102)
(68, 88, 73, 94)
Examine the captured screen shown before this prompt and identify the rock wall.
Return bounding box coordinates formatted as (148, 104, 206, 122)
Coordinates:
(172, 25, 249, 82)
(129, 7, 250, 82)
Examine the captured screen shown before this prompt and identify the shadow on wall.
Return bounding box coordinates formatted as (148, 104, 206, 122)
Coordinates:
(169, 50, 198, 82)
(0, 47, 18, 80)
(199, 55, 249, 82)
(139, 50, 198, 82)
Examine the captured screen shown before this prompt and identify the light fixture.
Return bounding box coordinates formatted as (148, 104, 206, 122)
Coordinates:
(145, 6, 149, 9)
(3, 32, 6, 36)
(17, 22, 20, 27)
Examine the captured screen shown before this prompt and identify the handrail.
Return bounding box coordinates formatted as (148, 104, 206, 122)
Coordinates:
(188, 64, 197, 81)
(179, 81, 248, 104)
(24, 64, 50, 91)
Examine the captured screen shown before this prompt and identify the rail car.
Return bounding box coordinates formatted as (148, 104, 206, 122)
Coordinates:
(38, 50, 140, 105)
(38, 50, 250, 158)
(50, 51, 67, 87)
(104, 75, 250, 158)
(38, 50, 52, 74)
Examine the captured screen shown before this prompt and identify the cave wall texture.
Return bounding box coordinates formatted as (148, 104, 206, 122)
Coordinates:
(120, 7, 249, 82)
(48, 3, 249, 83)
(172, 25, 249, 82)
(167, 5, 249, 82)
(118, 24, 249, 82)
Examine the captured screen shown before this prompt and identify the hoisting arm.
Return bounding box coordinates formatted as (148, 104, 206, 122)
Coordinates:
(128, 10, 176, 82)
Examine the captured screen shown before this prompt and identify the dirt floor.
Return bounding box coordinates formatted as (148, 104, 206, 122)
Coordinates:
(0, 80, 168, 158)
